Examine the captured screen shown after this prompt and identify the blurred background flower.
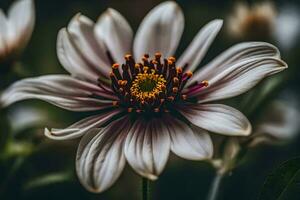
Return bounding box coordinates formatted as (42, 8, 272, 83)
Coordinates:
(0, 0, 299, 200)
(0, 0, 35, 65)
(274, 5, 300, 51)
(227, 1, 276, 41)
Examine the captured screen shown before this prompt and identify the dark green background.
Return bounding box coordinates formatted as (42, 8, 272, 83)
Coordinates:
(0, 0, 299, 199)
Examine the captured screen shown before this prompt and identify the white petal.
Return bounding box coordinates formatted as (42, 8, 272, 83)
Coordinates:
(177, 19, 223, 73)
(254, 100, 300, 141)
(188, 57, 287, 102)
(76, 117, 130, 193)
(95, 8, 133, 64)
(44, 109, 123, 140)
(178, 104, 252, 136)
(124, 117, 170, 180)
(274, 5, 300, 51)
(67, 14, 111, 77)
(0, 75, 117, 111)
(164, 115, 213, 160)
(190, 42, 281, 85)
(0, 9, 8, 58)
(133, 1, 184, 60)
(7, 0, 35, 51)
(57, 28, 105, 83)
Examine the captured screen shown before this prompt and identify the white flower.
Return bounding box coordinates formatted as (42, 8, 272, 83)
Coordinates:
(249, 99, 300, 146)
(209, 98, 300, 174)
(7, 105, 47, 133)
(227, 2, 300, 51)
(0, 0, 35, 62)
(227, 1, 276, 40)
(0, 1, 287, 193)
(274, 5, 300, 51)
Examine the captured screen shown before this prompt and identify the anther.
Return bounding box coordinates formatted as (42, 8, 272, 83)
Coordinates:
(112, 64, 122, 80)
(168, 56, 176, 63)
(119, 87, 124, 92)
(181, 95, 187, 100)
(134, 64, 140, 74)
(122, 64, 131, 81)
(127, 107, 133, 113)
(186, 71, 193, 78)
(167, 96, 175, 101)
(143, 66, 149, 73)
(112, 101, 119, 106)
(154, 108, 160, 113)
(155, 52, 162, 59)
(136, 109, 142, 113)
(118, 80, 127, 86)
(176, 67, 183, 74)
(135, 63, 140, 69)
(201, 80, 209, 87)
(112, 63, 119, 69)
(152, 60, 158, 65)
(110, 72, 119, 87)
(125, 54, 132, 61)
(172, 87, 178, 93)
(173, 77, 179, 87)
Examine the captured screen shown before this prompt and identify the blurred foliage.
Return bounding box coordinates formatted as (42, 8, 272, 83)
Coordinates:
(259, 157, 300, 200)
(0, 0, 299, 200)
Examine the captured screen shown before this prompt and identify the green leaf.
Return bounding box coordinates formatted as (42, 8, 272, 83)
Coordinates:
(23, 171, 74, 191)
(259, 157, 300, 200)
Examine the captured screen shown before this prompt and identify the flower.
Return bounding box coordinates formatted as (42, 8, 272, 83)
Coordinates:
(0, 1, 287, 193)
(227, 1, 300, 51)
(273, 5, 300, 51)
(0, 0, 35, 63)
(248, 98, 300, 146)
(209, 98, 300, 175)
(227, 1, 276, 40)
(7, 104, 48, 133)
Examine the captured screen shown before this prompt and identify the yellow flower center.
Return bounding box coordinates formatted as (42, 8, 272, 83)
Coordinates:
(130, 67, 166, 104)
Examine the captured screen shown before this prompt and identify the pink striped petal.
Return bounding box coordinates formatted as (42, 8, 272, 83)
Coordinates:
(76, 117, 131, 193)
(124, 117, 170, 180)
(178, 103, 251, 136)
(0, 75, 117, 111)
(45, 109, 123, 140)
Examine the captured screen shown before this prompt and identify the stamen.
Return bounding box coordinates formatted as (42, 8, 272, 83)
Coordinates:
(168, 56, 176, 63)
(185, 80, 209, 96)
(186, 71, 193, 78)
(106, 53, 195, 113)
(125, 54, 132, 61)
(110, 72, 119, 88)
(179, 71, 193, 91)
(112, 101, 119, 106)
(155, 52, 162, 59)
(154, 108, 160, 113)
(172, 87, 178, 93)
(202, 80, 209, 87)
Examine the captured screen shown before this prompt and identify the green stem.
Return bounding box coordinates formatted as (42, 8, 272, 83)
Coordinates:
(206, 172, 224, 200)
(142, 178, 151, 200)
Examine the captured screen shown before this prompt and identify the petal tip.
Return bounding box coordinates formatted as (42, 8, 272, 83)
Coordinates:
(145, 174, 158, 181)
(242, 121, 252, 136)
(211, 19, 223, 29)
(44, 128, 52, 138)
(155, 1, 181, 13)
